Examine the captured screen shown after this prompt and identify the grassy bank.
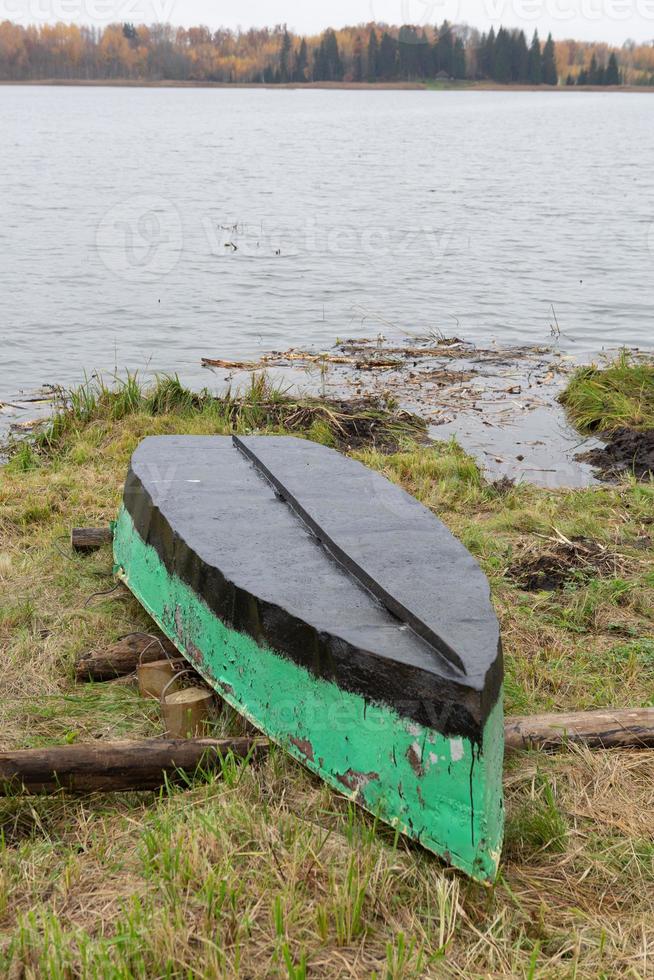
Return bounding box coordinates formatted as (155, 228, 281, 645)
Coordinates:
(561, 352, 654, 433)
(1, 375, 653, 977)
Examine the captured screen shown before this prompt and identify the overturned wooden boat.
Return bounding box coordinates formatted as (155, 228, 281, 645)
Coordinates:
(113, 435, 504, 881)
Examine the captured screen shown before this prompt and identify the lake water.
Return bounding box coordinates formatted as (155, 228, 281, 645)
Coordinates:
(1, 86, 653, 416)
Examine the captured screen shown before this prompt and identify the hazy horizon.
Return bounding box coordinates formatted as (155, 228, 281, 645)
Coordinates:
(2, 0, 654, 46)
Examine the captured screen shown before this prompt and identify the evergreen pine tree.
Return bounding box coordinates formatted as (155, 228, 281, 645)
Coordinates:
(542, 33, 557, 85)
(589, 53, 598, 84)
(485, 27, 496, 78)
(435, 22, 454, 76)
(367, 28, 379, 82)
(493, 27, 512, 83)
(327, 29, 344, 81)
(294, 38, 308, 82)
(399, 25, 422, 79)
(313, 41, 326, 81)
(418, 29, 433, 77)
(379, 32, 398, 80)
(476, 32, 487, 78)
(314, 29, 343, 82)
(453, 37, 466, 79)
(528, 31, 542, 84)
(353, 34, 364, 82)
(512, 30, 529, 83)
(588, 51, 601, 85)
(479, 28, 495, 79)
(279, 28, 292, 83)
(606, 52, 619, 85)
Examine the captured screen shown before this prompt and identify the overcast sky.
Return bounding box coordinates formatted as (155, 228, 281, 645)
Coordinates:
(3, 0, 654, 44)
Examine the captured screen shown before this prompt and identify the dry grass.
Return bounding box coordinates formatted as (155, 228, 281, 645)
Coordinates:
(0, 379, 653, 977)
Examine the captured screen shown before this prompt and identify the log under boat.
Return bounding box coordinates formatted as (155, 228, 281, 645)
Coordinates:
(113, 435, 504, 881)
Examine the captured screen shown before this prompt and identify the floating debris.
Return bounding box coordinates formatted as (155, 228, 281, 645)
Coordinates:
(202, 336, 588, 485)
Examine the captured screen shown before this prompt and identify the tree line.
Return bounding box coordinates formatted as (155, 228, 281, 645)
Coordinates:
(569, 52, 620, 86)
(0, 19, 642, 86)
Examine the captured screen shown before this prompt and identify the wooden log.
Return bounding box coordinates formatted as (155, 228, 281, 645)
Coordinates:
(71, 527, 113, 553)
(2, 707, 652, 797)
(0, 737, 268, 794)
(504, 708, 654, 751)
(75, 633, 179, 681)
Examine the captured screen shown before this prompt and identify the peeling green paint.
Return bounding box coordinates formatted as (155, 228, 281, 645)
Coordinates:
(113, 505, 504, 881)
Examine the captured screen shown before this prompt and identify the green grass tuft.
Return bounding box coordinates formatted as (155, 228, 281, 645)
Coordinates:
(505, 776, 568, 858)
(560, 351, 654, 433)
(27, 371, 425, 461)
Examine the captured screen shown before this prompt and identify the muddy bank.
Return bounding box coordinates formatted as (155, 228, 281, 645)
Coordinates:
(506, 535, 630, 591)
(577, 428, 654, 481)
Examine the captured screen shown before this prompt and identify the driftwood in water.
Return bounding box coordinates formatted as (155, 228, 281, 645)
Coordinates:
(75, 634, 179, 681)
(504, 708, 654, 751)
(0, 737, 268, 794)
(71, 527, 113, 552)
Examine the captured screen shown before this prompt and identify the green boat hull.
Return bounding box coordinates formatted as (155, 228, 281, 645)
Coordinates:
(113, 505, 504, 882)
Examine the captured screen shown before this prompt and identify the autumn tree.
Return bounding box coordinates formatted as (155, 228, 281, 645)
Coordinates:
(0, 20, 27, 79)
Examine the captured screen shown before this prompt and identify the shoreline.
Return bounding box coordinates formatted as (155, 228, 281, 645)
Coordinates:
(1, 79, 653, 93)
(4, 338, 651, 487)
(0, 338, 604, 488)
